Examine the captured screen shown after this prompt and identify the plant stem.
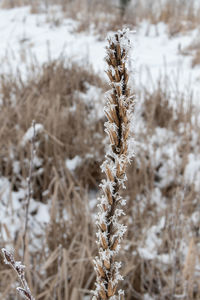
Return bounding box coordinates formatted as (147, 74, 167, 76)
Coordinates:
(93, 28, 134, 300)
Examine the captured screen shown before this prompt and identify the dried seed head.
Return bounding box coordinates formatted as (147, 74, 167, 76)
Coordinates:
(101, 234, 108, 250)
(123, 127, 129, 140)
(114, 67, 120, 82)
(97, 264, 106, 279)
(110, 129, 118, 146)
(102, 204, 107, 212)
(111, 238, 119, 251)
(116, 162, 123, 178)
(106, 165, 114, 182)
(108, 282, 117, 297)
(106, 70, 114, 82)
(105, 187, 113, 205)
(105, 111, 114, 123)
(104, 259, 111, 270)
(99, 288, 108, 300)
(110, 109, 119, 127)
(100, 222, 107, 232)
(2, 248, 13, 265)
(93, 28, 132, 299)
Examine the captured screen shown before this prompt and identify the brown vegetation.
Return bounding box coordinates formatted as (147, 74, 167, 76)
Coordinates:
(185, 38, 200, 68)
(93, 29, 133, 299)
(0, 54, 199, 299)
(1, 1, 200, 299)
(1, 0, 200, 38)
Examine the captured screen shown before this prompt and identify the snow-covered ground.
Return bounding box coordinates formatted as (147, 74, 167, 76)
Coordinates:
(0, 6, 200, 104)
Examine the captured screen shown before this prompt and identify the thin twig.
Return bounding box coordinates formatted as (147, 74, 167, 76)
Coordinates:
(1, 248, 35, 300)
(23, 120, 36, 264)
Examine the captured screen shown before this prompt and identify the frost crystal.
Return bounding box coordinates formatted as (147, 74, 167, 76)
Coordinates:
(21, 123, 43, 146)
(93, 28, 134, 299)
(1, 249, 35, 300)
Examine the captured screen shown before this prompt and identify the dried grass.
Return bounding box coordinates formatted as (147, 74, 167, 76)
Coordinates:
(1, 0, 200, 38)
(0, 60, 105, 198)
(182, 38, 200, 68)
(0, 55, 200, 299)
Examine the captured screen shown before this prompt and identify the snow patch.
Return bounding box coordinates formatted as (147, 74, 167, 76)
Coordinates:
(184, 153, 200, 192)
(21, 123, 44, 146)
(66, 155, 82, 172)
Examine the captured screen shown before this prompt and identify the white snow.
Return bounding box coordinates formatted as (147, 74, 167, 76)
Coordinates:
(77, 83, 105, 120)
(65, 155, 82, 172)
(0, 6, 199, 105)
(143, 294, 155, 300)
(191, 211, 200, 227)
(138, 217, 165, 260)
(184, 153, 200, 192)
(0, 178, 24, 241)
(0, 176, 50, 245)
(21, 123, 44, 146)
(0, 6, 105, 78)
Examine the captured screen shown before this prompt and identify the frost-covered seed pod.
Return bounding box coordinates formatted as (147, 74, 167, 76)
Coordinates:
(93, 28, 134, 299)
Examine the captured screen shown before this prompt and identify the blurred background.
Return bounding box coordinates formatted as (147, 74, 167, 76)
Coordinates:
(0, 0, 200, 299)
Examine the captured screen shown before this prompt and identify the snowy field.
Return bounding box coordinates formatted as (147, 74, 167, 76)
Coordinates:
(0, 6, 200, 103)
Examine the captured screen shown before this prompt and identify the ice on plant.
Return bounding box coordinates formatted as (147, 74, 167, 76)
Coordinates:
(21, 123, 44, 146)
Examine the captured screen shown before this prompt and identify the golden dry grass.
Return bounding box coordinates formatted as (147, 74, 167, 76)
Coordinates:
(0, 56, 200, 299)
(0, 60, 106, 197)
(0, 59, 105, 299)
(1, 0, 200, 38)
(182, 37, 200, 67)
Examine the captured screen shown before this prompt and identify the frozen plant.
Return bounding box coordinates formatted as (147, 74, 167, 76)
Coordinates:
(1, 121, 40, 299)
(93, 29, 134, 299)
(1, 248, 35, 300)
(23, 120, 37, 263)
